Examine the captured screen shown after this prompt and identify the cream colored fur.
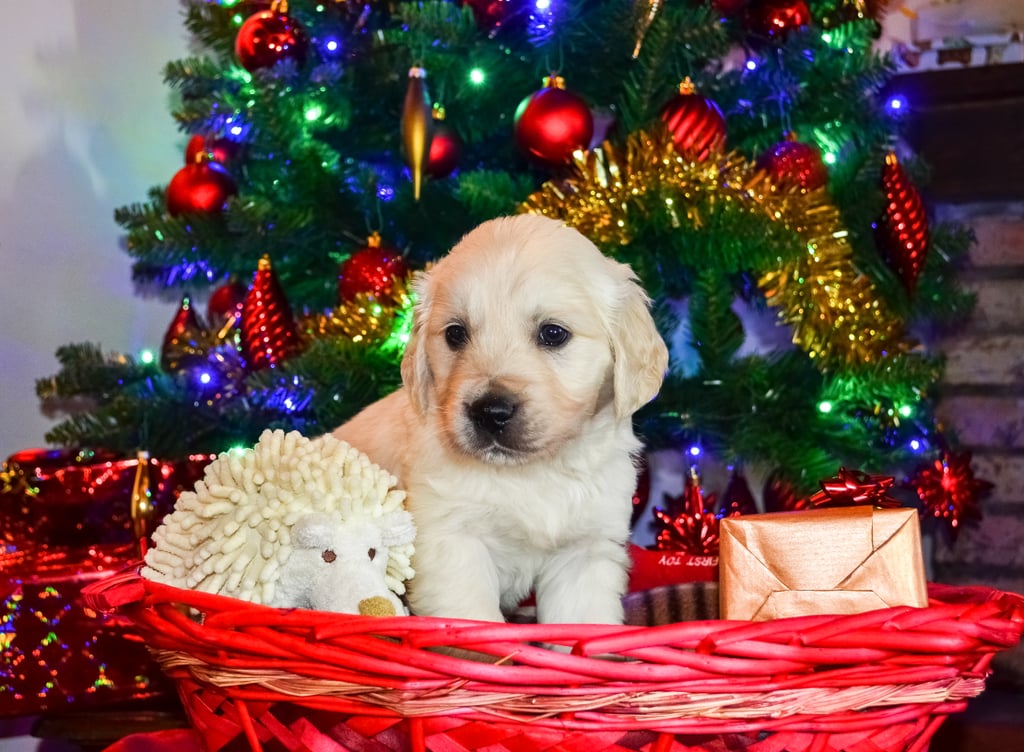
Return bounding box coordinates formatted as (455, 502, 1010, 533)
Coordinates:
(333, 215, 668, 624)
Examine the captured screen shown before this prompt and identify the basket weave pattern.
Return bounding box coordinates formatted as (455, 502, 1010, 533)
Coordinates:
(84, 573, 1024, 752)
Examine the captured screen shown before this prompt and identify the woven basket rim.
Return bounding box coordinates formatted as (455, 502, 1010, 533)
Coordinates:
(82, 569, 1024, 732)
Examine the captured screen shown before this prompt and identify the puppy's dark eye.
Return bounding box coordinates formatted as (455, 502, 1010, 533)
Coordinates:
(538, 323, 570, 348)
(445, 323, 469, 350)
(368, 547, 377, 561)
(322, 550, 337, 564)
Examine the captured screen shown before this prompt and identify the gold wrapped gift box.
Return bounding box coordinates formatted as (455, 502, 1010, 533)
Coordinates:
(719, 505, 928, 621)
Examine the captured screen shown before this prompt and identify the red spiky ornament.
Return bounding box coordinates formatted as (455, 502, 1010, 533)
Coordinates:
(653, 465, 721, 555)
(907, 449, 992, 541)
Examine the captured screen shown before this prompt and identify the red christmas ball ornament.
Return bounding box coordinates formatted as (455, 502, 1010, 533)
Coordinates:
(235, 5, 308, 72)
(241, 255, 300, 370)
(659, 78, 727, 161)
(207, 280, 248, 326)
(166, 159, 237, 216)
(748, 0, 812, 39)
(425, 105, 462, 179)
(514, 75, 594, 166)
(338, 233, 409, 305)
(759, 133, 829, 191)
(877, 151, 929, 294)
(185, 134, 238, 165)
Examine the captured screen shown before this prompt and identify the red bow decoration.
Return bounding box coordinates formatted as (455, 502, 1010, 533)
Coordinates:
(808, 467, 902, 509)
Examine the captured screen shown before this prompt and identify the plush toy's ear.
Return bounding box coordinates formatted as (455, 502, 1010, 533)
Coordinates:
(291, 512, 336, 549)
(400, 269, 434, 414)
(609, 269, 669, 418)
(379, 509, 416, 548)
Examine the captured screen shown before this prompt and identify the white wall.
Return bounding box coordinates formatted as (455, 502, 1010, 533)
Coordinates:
(0, 1, 190, 459)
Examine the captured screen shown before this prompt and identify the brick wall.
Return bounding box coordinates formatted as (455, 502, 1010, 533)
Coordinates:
(932, 204, 1024, 680)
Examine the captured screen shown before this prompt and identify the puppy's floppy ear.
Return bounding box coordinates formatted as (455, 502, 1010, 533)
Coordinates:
(610, 268, 669, 418)
(400, 269, 433, 414)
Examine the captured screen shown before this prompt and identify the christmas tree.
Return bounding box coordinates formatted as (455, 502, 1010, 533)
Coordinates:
(36, 0, 988, 541)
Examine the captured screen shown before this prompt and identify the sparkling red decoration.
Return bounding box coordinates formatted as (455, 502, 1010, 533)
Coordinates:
(338, 233, 409, 306)
(161, 295, 207, 372)
(1, 543, 173, 715)
(653, 466, 721, 555)
(808, 467, 902, 509)
(235, 5, 309, 72)
(877, 151, 929, 294)
(166, 159, 237, 216)
(402, 66, 433, 199)
(425, 105, 462, 179)
(659, 78, 727, 161)
(759, 133, 829, 191)
(908, 449, 992, 541)
(207, 280, 248, 326)
(748, 0, 812, 39)
(241, 255, 301, 370)
(716, 468, 759, 517)
(0, 449, 211, 549)
(185, 134, 238, 165)
(514, 76, 594, 166)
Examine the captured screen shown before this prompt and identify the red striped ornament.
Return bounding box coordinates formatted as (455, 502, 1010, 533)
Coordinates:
(877, 152, 929, 294)
(659, 78, 726, 161)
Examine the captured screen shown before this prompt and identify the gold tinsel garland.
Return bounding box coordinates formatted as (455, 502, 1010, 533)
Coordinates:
(299, 278, 412, 346)
(519, 128, 907, 367)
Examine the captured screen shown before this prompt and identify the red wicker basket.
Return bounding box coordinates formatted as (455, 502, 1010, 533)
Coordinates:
(83, 571, 1024, 752)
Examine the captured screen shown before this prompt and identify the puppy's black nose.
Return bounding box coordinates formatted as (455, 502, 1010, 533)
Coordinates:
(468, 394, 517, 436)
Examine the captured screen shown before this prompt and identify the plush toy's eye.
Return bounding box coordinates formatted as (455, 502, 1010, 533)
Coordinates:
(368, 548, 377, 561)
(322, 549, 337, 563)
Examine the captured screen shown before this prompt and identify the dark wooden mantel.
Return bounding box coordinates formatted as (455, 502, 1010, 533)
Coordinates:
(891, 62, 1024, 204)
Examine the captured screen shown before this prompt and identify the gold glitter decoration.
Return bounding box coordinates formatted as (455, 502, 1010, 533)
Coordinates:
(632, 0, 663, 59)
(1, 460, 27, 496)
(520, 128, 906, 367)
(301, 278, 411, 345)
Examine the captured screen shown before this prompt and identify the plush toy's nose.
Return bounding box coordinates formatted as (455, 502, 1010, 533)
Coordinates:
(358, 596, 396, 617)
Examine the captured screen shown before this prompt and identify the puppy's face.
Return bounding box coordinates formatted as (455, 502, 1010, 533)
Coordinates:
(402, 215, 668, 466)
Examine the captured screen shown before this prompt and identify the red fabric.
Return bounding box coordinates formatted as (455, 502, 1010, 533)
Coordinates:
(101, 728, 204, 752)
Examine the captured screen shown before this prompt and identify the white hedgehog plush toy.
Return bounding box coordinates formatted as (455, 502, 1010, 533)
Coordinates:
(142, 429, 416, 617)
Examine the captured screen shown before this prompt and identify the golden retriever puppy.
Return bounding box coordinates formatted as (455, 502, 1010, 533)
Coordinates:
(333, 215, 668, 624)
